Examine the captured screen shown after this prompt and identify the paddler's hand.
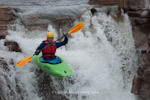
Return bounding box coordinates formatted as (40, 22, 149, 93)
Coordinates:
(35, 50, 40, 55)
(63, 33, 68, 37)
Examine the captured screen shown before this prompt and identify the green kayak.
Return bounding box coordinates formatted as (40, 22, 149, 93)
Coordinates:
(33, 53, 72, 77)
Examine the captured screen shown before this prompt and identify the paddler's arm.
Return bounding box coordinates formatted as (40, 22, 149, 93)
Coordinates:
(34, 42, 46, 55)
(56, 36, 68, 48)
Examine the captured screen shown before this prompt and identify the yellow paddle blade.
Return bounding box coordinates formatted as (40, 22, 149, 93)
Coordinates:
(68, 22, 83, 34)
(16, 56, 33, 67)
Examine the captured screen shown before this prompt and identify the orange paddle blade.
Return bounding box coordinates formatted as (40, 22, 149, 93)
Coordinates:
(68, 22, 83, 34)
(16, 56, 33, 67)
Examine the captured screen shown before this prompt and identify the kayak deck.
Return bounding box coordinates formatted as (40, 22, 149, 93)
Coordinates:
(33, 54, 72, 77)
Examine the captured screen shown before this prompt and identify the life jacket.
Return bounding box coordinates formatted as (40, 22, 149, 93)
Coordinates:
(42, 40, 56, 57)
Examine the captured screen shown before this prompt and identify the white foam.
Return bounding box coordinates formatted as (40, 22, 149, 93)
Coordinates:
(0, 6, 138, 100)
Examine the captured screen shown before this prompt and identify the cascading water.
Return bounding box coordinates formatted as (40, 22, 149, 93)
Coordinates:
(0, 1, 138, 100)
(51, 7, 138, 100)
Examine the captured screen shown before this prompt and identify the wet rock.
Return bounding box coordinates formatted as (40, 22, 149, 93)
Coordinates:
(132, 49, 150, 99)
(128, 10, 150, 18)
(0, 6, 17, 40)
(132, 26, 148, 51)
(36, 71, 68, 100)
(0, 31, 8, 39)
(131, 73, 141, 94)
(0, 7, 16, 21)
(132, 24, 150, 51)
(23, 14, 52, 31)
(139, 81, 150, 98)
(128, 0, 149, 10)
(128, 3, 150, 99)
(111, 6, 124, 22)
(22, 14, 76, 32)
(4, 40, 21, 52)
(130, 17, 150, 26)
(88, 0, 128, 9)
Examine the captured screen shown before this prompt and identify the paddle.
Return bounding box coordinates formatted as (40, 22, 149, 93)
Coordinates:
(56, 22, 83, 41)
(16, 21, 83, 67)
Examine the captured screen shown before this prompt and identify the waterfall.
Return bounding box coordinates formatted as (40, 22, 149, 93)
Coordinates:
(0, 2, 138, 100)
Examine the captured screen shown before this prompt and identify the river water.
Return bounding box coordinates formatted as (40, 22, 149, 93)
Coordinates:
(0, 0, 138, 100)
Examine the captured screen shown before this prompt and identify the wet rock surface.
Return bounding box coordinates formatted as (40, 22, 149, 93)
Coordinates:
(0, 6, 17, 39)
(4, 40, 22, 52)
(22, 14, 76, 33)
(88, 0, 128, 9)
(128, 0, 150, 100)
(36, 70, 68, 100)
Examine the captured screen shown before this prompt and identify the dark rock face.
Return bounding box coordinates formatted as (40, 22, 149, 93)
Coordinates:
(0, 7, 21, 52)
(128, 0, 149, 10)
(88, 0, 128, 9)
(128, 0, 150, 100)
(4, 40, 21, 52)
(36, 70, 68, 100)
(22, 14, 76, 33)
(0, 6, 17, 39)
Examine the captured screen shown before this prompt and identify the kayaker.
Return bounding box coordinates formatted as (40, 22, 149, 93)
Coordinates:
(34, 32, 68, 64)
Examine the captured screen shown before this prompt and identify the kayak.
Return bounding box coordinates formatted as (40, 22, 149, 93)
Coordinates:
(33, 53, 72, 77)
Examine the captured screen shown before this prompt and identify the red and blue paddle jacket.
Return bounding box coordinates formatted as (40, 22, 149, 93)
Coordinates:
(35, 37, 68, 60)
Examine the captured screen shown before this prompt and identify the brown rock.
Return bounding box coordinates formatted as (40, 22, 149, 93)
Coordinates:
(0, 6, 17, 40)
(88, 0, 128, 9)
(0, 31, 8, 39)
(132, 26, 148, 51)
(112, 6, 124, 22)
(0, 23, 7, 30)
(26, 24, 49, 31)
(142, 70, 150, 83)
(23, 14, 51, 31)
(131, 74, 141, 94)
(139, 81, 150, 98)
(130, 17, 150, 26)
(139, 24, 150, 35)
(131, 48, 150, 99)
(4, 40, 21, 52)
(128, 10, 150, 18)
(36, 71, 68, 100)
(143, 50, 150, 62)
(23, 14, 75, 32)
(128, 0, 147, 10)
(131, 62, 150, 98)
(126, 1, 150, 99)
(0, 6, 17, 22)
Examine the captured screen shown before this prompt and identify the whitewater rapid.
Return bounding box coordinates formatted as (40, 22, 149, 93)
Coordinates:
(0, 4, 138, 100)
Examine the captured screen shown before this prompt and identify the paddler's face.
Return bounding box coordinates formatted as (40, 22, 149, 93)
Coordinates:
(47, 37, 54, 43)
